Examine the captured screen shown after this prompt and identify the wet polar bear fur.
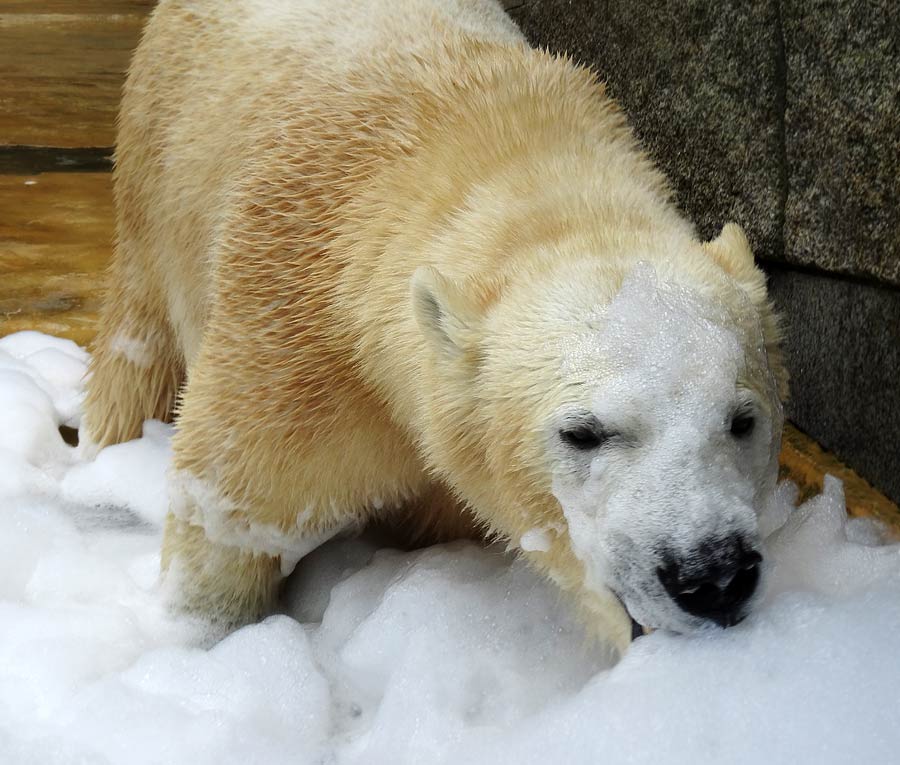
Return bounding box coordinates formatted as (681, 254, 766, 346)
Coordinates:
(84, 0, 787, 654)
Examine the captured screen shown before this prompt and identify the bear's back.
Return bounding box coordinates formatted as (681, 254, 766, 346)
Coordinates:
(116, 0, 524, 363)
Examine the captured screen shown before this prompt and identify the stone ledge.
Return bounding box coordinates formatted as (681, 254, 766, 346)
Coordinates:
(782, 0, 900, 285)
(508, 0, 900, 287)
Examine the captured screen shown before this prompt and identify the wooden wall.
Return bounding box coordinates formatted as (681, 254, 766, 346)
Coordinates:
(0, 0, 154, 344)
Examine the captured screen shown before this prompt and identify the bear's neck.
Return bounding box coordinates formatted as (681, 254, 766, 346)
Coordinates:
(335, 42, 694, 524)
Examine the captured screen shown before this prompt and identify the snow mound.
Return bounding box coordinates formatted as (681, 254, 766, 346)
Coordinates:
(1, 330, 899, 764)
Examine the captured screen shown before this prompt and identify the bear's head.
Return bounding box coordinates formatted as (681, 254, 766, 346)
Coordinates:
(412, 223, 787, 648)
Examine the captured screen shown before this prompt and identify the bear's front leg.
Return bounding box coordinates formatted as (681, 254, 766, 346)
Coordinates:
(161, 513, 282, 629)
(159, 407, 343, 630)
(155, 339, 329, 630)
(157, 326, 417, 629)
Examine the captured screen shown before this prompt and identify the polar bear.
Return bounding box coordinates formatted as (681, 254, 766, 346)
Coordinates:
(83, 0, 787, 653)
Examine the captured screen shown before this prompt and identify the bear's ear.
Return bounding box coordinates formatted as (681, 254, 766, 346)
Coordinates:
(704, 223, 790, 402)
(703, 223, 758, 282)
(411, 266, 482, 356)
(702, 222, 770, 306)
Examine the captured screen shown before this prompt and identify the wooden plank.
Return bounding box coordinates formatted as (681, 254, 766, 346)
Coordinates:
(0, 1, 154, 13)
(0, 173, 112, 347)
(0, 9, 150, 147)
(780, 423, 900, 535)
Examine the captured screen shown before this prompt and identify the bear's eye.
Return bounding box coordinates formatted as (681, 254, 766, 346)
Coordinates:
(559, 420, 608, 450)
(730, 414, 755, 438)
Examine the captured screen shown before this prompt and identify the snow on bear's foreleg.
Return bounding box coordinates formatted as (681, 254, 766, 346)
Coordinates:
(157, 324, 427, 628)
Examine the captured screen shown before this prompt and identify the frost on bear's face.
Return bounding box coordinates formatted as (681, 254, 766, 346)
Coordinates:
(547, 263, 783, 634)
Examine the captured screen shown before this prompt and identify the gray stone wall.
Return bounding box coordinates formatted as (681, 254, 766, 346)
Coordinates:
(505, 0, 900, 500)
(767, 267, 900, 500)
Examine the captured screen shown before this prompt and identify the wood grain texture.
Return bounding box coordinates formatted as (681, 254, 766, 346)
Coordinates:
(0, 173, 112, 346)
(0, 4, 153, 147)
(0, 1, 154, 13)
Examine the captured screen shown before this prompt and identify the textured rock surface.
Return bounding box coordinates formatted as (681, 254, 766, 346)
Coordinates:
(782, 0, 900, 284)
(508, 0, 900, 285)
(508, 0, 784, 255)
(768, 267, 900, 504)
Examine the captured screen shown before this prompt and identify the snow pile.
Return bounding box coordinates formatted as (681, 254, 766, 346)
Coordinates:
(1, 330, 899, 765)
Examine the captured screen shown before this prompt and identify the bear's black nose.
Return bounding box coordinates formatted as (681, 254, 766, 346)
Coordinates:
(657, 536, 762, 627)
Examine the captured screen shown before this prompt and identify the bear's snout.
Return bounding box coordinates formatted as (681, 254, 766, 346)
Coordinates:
(656, 535, 762, 627)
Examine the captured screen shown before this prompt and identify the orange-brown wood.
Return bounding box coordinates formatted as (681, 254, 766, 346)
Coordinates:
(0, 4, 153, 147)
(0, 173, 112, 346)
(1, 1, 154, 12)
(780, 422, 900, 535)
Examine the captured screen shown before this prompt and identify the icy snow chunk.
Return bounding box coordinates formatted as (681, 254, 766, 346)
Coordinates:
(764, 475, 900, 598)
(0, 367, 66, 465)
(304, 543, 605, 763)
(758, 478, 798, 538)
(60, 420, 173, 527)
(0, 500, 79, 601)
(33, 619, 331, 765)
(0, 330, 87, 361)
(330, 544, 598, 711)
(520, 526, 552, 552)
(0, 331, 88, 426)
(283, 534, 382, 623)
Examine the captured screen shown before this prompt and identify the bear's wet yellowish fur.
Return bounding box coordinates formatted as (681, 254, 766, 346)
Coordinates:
(84, 0, 785, 654)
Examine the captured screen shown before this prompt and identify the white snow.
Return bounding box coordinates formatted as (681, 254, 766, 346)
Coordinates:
(2, 329, 900, 765)
(109, 332, 154, 368)
(169, 470, 342, 577)
(520, 527, 553, 552)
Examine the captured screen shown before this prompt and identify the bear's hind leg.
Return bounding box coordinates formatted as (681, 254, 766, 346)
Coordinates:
(83, 277, 182, 449)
